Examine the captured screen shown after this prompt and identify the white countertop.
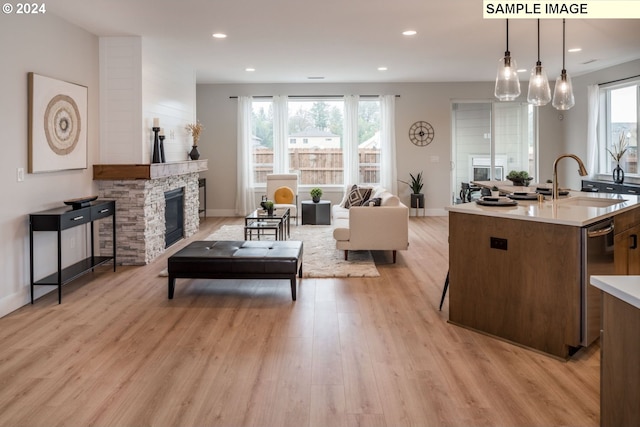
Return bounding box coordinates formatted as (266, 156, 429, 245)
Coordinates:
(446, 191, 640, 226)
(591, 276, 640, 309)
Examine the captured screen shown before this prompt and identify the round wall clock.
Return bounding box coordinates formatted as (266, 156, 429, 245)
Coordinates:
(409, 121, 434, 146)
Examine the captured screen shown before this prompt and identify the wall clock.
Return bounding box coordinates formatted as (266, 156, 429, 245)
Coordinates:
(409, 121, 434, 146)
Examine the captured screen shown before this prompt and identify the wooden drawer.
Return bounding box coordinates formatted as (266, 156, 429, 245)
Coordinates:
(91, 201, 115, 221)
(615, 208, 640, 235)
(59, 207, 91, 230)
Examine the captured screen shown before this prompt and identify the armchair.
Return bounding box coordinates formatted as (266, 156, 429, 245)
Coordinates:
(266, 173, 298, 225)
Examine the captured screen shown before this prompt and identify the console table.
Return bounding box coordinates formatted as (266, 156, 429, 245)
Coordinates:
(29, 200, 116, 304)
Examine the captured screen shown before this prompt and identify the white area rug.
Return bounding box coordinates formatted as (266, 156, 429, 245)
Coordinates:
(161, 224, 379, 278)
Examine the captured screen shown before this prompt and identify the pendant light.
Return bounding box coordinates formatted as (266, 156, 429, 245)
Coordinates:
(552, 19, 575, 110)
(527, 19, 551, 106)
(495, 19, 521, 101)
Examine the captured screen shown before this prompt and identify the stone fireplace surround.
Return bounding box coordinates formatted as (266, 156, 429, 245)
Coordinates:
(94, 160, 207, 265)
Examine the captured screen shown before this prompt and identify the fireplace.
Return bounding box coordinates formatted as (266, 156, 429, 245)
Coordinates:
(165, 188, 184, 248)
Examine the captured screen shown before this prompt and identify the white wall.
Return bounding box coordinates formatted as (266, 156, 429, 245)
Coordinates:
(0, 14, 99, 316)
(141, 40, 196, 163)
(100, 37, 196, 164)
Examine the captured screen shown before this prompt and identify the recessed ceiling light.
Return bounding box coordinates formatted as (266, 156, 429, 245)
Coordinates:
(212, 33, 227, 39)
(568, 48, 582, 53)
(307, 76, 325, 80)
(245, 68, 255, 72)
(402, 30, 417, 36)
(517, 68, 527, 73)
(378, 67, 388, 71)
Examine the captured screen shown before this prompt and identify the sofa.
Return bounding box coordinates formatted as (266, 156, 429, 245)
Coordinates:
(332, 185, 409, 263)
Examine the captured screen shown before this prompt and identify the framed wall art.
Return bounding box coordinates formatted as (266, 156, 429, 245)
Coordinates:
(28, 72, 88, 173)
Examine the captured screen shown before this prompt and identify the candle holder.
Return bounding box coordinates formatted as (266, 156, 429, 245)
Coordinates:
(152, 127, 161, 163)
(159, 134, 166, 163)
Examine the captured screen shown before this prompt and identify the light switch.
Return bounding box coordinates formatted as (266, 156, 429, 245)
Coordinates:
(430, 156, 439, 163)
(17, 167, 24, 182)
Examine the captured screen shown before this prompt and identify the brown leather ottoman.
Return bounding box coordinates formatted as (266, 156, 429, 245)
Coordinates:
(167, 240, 303, 300)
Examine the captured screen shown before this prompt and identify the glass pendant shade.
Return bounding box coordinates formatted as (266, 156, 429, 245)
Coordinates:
(527, 62, 551, 106)
(552, 19, 575, 110)
(495, 53, 521, 101)
(552, 70, 575, 110)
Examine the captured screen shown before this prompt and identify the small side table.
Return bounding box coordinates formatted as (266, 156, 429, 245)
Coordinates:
(301, 200, 331, 225)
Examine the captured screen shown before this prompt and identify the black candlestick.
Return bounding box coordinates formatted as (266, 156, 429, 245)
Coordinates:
(159, 135, 166, 163)
(152, 127, 161, 163)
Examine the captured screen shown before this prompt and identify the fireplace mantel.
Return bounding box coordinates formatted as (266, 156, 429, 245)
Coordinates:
(93, 160, 208, 180)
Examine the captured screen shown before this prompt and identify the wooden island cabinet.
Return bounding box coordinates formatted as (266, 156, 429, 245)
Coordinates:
(449, 212, 582, 358)
(446, 192, 640, 359)
(614, 208, 640, 274)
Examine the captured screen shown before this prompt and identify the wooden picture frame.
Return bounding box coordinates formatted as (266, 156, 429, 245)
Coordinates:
(28, 72, 88, 173)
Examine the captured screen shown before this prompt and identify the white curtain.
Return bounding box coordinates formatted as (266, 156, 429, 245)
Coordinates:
(380, 95, 397, 193)
(236, 96, 255, 215)
(273, 95, 289, 173)
(343, 95, 360, 185)
(586, 84, 600, 177)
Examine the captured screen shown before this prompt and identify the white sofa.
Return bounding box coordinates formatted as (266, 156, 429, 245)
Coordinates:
(332, 185, 409, 263)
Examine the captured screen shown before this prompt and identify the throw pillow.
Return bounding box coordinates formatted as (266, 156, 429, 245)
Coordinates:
(274, 186, 294, 204)
(342, 185, 372, 208)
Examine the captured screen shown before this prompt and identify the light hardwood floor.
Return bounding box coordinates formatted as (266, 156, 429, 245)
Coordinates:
(0, 216, 599, 427)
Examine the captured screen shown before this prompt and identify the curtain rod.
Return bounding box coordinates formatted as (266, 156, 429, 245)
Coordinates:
(229, 94, 400, 99)
(598, 74, 640, 86)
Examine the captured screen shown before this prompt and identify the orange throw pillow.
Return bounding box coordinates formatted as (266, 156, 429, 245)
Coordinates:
(274, 186, 294, 204)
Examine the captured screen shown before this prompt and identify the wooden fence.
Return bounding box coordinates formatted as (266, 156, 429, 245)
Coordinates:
(254, 148, 380, 184)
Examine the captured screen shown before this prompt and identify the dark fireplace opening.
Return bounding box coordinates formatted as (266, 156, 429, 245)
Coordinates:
(165, 188, 184, 248)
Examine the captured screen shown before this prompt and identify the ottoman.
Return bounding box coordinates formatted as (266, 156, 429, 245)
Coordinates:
(167, 240, 303, 300)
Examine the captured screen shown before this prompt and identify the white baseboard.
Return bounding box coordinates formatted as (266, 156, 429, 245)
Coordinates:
(0, 286, 55, 318)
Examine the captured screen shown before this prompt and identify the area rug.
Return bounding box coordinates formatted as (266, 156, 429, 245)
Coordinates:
(160, 224, 379, 278)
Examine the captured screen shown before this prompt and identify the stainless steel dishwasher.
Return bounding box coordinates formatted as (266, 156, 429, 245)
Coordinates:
(581, 218, 615, 346)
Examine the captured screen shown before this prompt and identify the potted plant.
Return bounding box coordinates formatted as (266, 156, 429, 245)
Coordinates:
(399, 171, 424, 209)
(491, 186, 500, 198)
(264, 200, 274, 216)
(608, 131, 628, 184)
(185, 121, 204, 160)
(310, 187, 323, 203)
(506, 170, 533, 187)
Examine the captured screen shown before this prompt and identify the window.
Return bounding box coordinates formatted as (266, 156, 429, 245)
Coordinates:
(598, 82, 639, 176)
(452, 101, 536, 197)
(250, 97, 382, 186)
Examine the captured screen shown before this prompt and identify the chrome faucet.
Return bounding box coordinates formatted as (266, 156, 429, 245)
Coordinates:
(552, 154, 588, 199)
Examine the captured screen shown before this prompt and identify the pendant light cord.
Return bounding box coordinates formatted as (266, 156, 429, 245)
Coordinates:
(505, 19, 509, 53)
(562, 18, 566, 72)
(536, 19, 540, 62)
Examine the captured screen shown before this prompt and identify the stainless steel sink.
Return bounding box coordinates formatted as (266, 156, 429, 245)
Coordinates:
(559, 197, 625, 208)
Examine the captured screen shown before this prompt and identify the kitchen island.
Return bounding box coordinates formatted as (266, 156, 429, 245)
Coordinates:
(445, 191, 640, 359)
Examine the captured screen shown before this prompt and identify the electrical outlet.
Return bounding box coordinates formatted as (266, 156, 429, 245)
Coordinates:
(17, 167, 24, 182)
(490, 237, 508, 250)
(170, 130, 175, 140)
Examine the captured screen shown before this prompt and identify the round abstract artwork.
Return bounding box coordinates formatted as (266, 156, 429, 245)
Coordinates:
(43, 94, 81, 155)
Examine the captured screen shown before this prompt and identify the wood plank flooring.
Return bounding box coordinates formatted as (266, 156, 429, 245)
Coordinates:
(0, 216, 600, 427)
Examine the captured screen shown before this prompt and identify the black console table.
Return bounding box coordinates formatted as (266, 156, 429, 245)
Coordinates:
(29, 200, 116, 304)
